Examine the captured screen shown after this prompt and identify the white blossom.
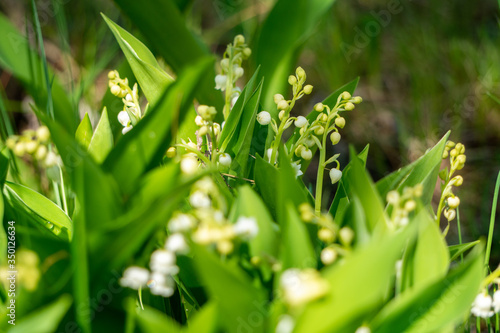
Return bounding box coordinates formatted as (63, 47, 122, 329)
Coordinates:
(181, 156, 199, 174)
(493, 290, 500, 313)
(148, 272, 175, 297)
(150, 250, 179, 275)
(257, 111, 271, 125)
(118, 111, 130, 127)
(233, 216, 258, 238)
(165, 234, 189, 254)
(122, 125, 133, 135)
(294, 116, 308, 128)
(215, 75, 227, 91)
(168, 214, 195, 233)
(471, 293, 494, 318)
(219, 153, 232, 167)
(320, 248, 337, 265)
(190, 191, 211, 209)
(280, 268, 329, 307)
(120, 266, 149, 289)
(329, 168, 342, 184)
(291, 161, 303, 178)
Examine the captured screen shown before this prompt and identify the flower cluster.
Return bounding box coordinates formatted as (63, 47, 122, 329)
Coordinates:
(6, 126, 61, 167)
(299, 203, 354, 265)
(386, 184, 422, 229)
(108, 70, 142, 134)
(436, 141, 465, 231)
(215, 34, 251, 118)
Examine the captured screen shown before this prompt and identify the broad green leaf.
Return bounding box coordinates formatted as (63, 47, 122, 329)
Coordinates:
(136, 305, 182, 333)
(294, 223, 418, 333)
(0, 13, 76, 131)
(340, 194, 370, 247)
(9, 294, 72, 333)
(192, 245, 266, 333)
(401, 209, 449, 292)
(329, 144, 369, 219)
(341, 146, 388, 234)
(3, 181, 72, 240)
(235, 185, 279, 260)
(229, 80, 264, 179)
(88, 108, 114, 164)
(449, 240, 480, 262)
(376, 132, 450, 205)
(371, 246, 483, 333)
(102, 14, 174, 105)
(254, 0, 337, 111)
(280, 202, 315, 270)
(103, 58, 212, 194)
(75, 113, 93, 149)
(183, 302, 218, 333)
(111, 0, 222, 110)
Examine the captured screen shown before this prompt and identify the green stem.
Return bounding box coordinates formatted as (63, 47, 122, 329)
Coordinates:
(484, 171, 500, 271)
(223, 50, 234, 120)
(457, 208, 464, 263)
(59, 166, 68, 215)
(315, 118, 331, 215)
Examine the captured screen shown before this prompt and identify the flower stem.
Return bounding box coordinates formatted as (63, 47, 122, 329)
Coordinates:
(484, 171, 500, 271)
(315, 118, 331, 215)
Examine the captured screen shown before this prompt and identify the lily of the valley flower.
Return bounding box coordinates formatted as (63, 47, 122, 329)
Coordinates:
(233, 216, 259, 239)
(291, 161, 303, 178)
(471, 292, 495, 318)
(119, 266, 149, 290)
(280, 268, 329, 307)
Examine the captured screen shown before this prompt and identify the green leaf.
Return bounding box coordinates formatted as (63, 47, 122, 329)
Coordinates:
(376, 132, 450, 205)
(0, 13, 76, 131)
(103, 58, 213, 194)
(370, 246, 483, 333)
(183, 302, 218, 333)
(280, 202, 315, 270)
(102, 14, 174, 105)
(192, 245, 267, 333)
(3, 181, 72, 240)
(9, 294, 72, 333)
(294, 223, 418, 333)
(111, 0, 222, 109)
(449, 241, 480, 262)
(254, 0, 337, 111)
(234, 185, 279, 260)
(87, 108, 114, 164)
(136, 305, 182, 333)
(75, 113, 93, 149)
(401, 209, 449, 292)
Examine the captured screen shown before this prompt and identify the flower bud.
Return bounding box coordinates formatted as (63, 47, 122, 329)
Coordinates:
(303, 85, 313, 94)
(278, 100, 289, 110)
(6, 138, 16, 149)
(335, 117, 346, 128)
(304, 137, 315, 148)
(257, 111, 271, 125)
(447, 196, 460, 209)
(329, 168, 342, 184)
(217, 240, 234, 255)
(220, 58, 230, 70)
(288, 75, 297, 85)
(314, 103, 324, 112)
(279, 110, 286, 121)
(444, 209, 456, 221)
(451, 175, 463, 186)
(195, 115, 205, 127)
(13, 142, 26, 156)
(234, 66, 244, 78)
(294, 116, 308, 128)
(318, 228, 335, 243)
(339, 227, 354, 245)
(110, 85, 121, 96)
(341, 91, 352, 100)
(166, 147, 176, 158)
(36, 126, 50, 142)
(387, 191, 399, 204)
(296, 66, 306, 80)
(181, 156, 198, 174)
(35, 145, 47, 160)
(234, 34, 245, 46)
(330, 132, 341, 145)
(107, 71, 116, 79)
(274, 94, 284, 104)
(314, 126, 324, 135)
(243, 47, 252, 58)
(301, 149, 312, 160)
(321, 248, 337, 265)
(442, 151, 449, 159)
(219, 153, 232, 167)
(404, 200, 416, 212)
(352, 96, 363, 104)
(215, 75, 227, 91)
(45, 151, 59, 167)
(344, 102, 355, 111)
(25, 141, 38, 154)
(118, 111, 131, 127)
(198, 126, 208, 136)
(295, 145, 305, 157)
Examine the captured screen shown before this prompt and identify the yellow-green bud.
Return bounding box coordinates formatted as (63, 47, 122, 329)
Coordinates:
(451, 175, 463, 186)
(314, 103, 324, 112)
(288, 75, 297, 85)
(108, 71, 116, 79)
(295, 145, 305, 157)
(6, 138, 16, 149)
(250, 256, 261, 266)
(447, 196, 460, 209)
(301, 148, 313, 160)
(166, 147, 176, 158)
(279, 110, 286, 121)
(330, 132, 341, 145)
(314, 126, 324, 135)
(13, 142, 26, 156)
(234, 34, 245, 46)
(296, 66, 306, 80)
(352, 96, 363, 104)
(278, 100, 289, 110)
(335, 117, 346, 128)
(35, 145, 47, 160)
(446, 141, 456, 148)
(110, 85, 121, 96)
(303, 85, 313, 94)
(344, 102, 355, 111)
(339, 227, 354, 245)
(36, 126, 50, 142)
(318, 228, 335, 243)
(217, 240, 234, 255)
(444, 209, 456, 221)
(404, 200, 416, 212)
(321, 247, 337, 265)
(320, 114, 328, 122)
(243, 48, 252, 59)
(442, 150, 449, 159)
(274, 94, 284, 104)
(198, 126, 209, 136)
(457, 154, 466, 165)
(341, 91, 352, 100)
(304, 137, 315, 148)
(25, 141, 38, 154)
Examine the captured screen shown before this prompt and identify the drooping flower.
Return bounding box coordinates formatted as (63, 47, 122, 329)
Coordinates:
(215, 75, 227, 91)
(291, 161, 303, 178)
(148, 272, 175, 297)
(149, 250, 179, 275)
(471, 292, 494, 318)
(329, 168, 342, 184)
(280, 268, 329, 307)
(233, 216, 259, 239)
(257, 111, 271, 125)
(120, 266, 149, 289)
(165, 233, 189, 254)
(189, 191, 211, 209)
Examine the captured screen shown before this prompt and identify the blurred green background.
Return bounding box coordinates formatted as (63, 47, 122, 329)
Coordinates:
(1, 0, 499, 260)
